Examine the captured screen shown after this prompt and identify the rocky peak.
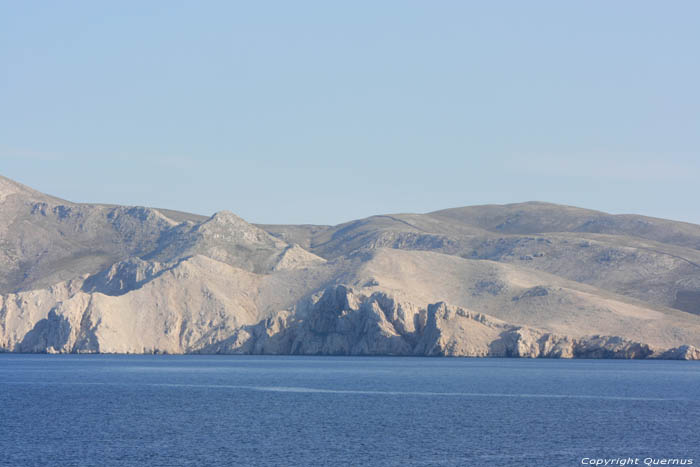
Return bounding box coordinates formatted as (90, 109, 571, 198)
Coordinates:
(197, 210, 284, 247)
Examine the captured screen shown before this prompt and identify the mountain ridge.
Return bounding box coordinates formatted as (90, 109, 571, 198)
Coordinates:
(1, 174, 699, 358)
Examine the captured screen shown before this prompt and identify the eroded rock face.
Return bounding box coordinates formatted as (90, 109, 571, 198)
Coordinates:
(0, 255, 262, 354)
(1, 274, 697, 358)
(660, 345, 700, 360)
(200, 286, 697, 360)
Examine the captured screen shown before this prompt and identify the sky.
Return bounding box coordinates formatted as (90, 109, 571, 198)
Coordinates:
(1, 1, 699, 225)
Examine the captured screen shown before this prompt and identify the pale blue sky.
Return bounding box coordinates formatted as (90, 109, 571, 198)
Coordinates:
(2, 1, 699, 225)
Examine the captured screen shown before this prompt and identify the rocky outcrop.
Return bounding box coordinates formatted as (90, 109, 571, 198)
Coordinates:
(0, 255, 263, 354)
(659, 345, 700, 360)
(200, 286, 696, 359)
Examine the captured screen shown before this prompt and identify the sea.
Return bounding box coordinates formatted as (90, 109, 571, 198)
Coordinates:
(1, 355, 699, 466)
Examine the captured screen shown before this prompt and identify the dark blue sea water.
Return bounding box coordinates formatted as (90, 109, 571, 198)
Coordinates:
(1, 356, 699, 467)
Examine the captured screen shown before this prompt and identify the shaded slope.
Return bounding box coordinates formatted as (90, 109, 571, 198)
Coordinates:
(0, 175, 180, 293)
(0, 175, 323, 294)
